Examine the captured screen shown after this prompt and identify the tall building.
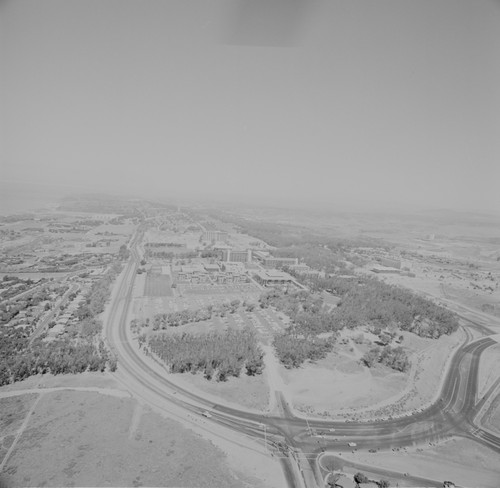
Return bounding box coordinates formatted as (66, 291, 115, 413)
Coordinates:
(222, 249, 252, 263)
(203, 230, 228, 242)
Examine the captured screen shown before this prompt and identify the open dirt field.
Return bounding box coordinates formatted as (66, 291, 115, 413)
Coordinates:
(0, 388, 279, 488)
(281, 328, 464, 419)
(0, 371, 123, 394)
(179, 372, 270, 411)
(282, 351, 407, 417)
(340, 436, 500, 488)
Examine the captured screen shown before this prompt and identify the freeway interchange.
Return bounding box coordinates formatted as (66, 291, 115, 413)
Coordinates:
(105, 234, 500, 488)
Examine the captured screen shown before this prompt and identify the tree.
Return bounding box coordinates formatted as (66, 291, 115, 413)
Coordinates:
(362, 347, 380, 368)
(354, 472, 369, 484)
(108, 356, 118, 372)
(378, 480, 390, 488)
(327, 473, 340, 487)
(118, 244, 130, 260)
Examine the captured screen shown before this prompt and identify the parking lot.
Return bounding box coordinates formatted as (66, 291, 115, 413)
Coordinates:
(132, 285, 288, 344)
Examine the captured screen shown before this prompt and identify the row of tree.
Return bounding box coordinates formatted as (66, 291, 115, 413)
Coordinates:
(260, 289, 339, 335)
(148, 327, 264, 381)
(0, 339, 112, 385)
(76, 262, 123, 320)
(260, 289, 339, 368)
(289, 273, 459, 339)
(273, 333, 335, 369)
(352, 472, 390, 487)
(149, 299, 256, 330)
(0, 324, 116, 386)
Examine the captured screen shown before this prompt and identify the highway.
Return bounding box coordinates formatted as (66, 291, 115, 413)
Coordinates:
(105, 232, 500, 488)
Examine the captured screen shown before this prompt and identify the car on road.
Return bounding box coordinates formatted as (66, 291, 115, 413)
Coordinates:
(201, 411, 212, 418)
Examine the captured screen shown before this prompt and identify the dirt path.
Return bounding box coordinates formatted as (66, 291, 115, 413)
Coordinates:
(128, 401, 144, 440)
(261, 344, 292, 414)
(0, 386, 131, 400)
(0, 392, 43, 472)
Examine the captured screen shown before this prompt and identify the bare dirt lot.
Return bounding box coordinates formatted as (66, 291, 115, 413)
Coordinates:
(341, 436, 500, 488)
(0, 389, 276, 488)
(179, 371, 270, 411)
(283, 328, 464, 419)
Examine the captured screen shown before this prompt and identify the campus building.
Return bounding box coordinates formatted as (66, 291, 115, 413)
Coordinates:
(288, 263, 313, 274)
(203, 230, 228, 242)
(379, 257, 402, 269)
(253, 269, 294, 287)
(371, 265, 401, 274)
(176, 264, 210, 283)
(262, 256, 299, 268)
(222, 249, 252, 263)
(203, 263, 220, 274)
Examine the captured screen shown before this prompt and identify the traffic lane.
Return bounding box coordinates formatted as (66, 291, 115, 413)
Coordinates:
(297, 422, 455, 456)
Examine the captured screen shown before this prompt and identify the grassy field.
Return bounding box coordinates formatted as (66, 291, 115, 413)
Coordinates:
(0, 390, 259, 488)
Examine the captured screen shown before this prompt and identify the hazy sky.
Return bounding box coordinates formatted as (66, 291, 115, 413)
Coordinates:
(1, 0, 500, 212)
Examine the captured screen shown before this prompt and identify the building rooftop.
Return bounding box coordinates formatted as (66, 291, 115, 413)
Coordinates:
(254, 269, 292, 280)
(181, 264, 206, 273)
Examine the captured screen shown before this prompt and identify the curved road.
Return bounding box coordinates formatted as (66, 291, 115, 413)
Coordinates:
(105, 233, 500, 488)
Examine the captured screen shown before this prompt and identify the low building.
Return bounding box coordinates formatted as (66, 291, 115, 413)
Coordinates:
(203, 263, 220, 273)
(176, 264, 209, 283)
(252, 250, 270, 261)
(221, 262, 246, 273)
(380, 257, 402, 269)
(263, 256, 299, 269)
(253, 269, 293, 286)
(371, 265, 401, 274)
(321, 291, 341, 309)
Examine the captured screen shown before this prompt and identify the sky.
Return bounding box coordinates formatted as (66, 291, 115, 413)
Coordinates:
(1, 0, 500, 212)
